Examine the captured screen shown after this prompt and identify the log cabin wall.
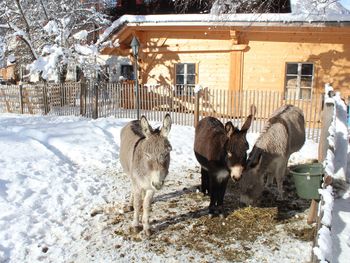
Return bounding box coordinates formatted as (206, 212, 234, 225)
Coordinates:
(240, 26, 350, 99)
(125, 25, 350, 100)
(136, 28, 239, 91)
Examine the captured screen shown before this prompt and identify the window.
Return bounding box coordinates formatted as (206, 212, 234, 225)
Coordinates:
(175, 63, 196, 95)
(285, 62, 314, 100)
(120, 65, 134, 80)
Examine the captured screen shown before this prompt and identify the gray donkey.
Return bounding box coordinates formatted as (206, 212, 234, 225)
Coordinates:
(239, 105, 305, 206)
(120, 114, 172, 236)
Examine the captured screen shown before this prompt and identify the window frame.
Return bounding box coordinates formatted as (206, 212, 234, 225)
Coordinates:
(175, 63, 197, 95)
(120, 64, 134, 81)
(284, 62, 314, 100)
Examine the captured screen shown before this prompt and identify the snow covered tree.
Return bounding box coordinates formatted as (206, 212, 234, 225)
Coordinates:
(172, 0, 347, 15)
(0, 35, 5, 68)
(173, 0, 291, 14)
(0, 0, 110, 82)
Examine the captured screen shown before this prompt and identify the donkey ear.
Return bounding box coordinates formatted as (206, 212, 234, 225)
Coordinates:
(140, 116, 152, 138)
(225, 122, 235, 137)
(247, 146, 263, 169)
(161, 114, 172, 137)
(241, 104, 256, 132)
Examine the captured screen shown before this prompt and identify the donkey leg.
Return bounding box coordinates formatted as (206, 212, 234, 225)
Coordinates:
(126, 184, 134, 212)
(128, 192, 134, 211)
(201, 167, 209, 195)
(142, 189, 155, 236)
(132, 189, 142, 232)
(275, 160, 288, 200)
(122, 179, 134, 212)
(265, 173, 274, 188)
(217, 177, 229, 218)
(208, 175, 218, 217)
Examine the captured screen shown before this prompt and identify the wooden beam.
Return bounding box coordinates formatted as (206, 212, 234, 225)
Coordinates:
(141, 44, 248, 53)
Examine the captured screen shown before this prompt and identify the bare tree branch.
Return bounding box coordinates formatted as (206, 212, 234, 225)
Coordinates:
(14, 0, 31, 36)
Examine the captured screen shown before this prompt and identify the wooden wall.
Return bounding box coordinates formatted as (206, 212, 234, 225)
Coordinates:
(138, 30, 234, 90)
(0, 65, 15, 81)
(241, 28, 350, 98)
(116, 25, 350, 99)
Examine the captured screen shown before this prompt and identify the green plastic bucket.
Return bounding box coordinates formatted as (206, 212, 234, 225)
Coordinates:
(290, 163, 324, 200)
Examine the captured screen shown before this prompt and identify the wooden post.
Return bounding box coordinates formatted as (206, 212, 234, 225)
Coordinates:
(92, 81, 98, 119)
(318, 90, 335, 163)
(42, 83, 49, 115)
(19, 83, 24, 114)
(80, 81, 86, 116)
(194, 91, 200, 127)
(307, 199, 318, 225)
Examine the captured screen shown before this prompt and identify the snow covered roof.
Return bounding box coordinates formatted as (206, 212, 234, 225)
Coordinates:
(98, 10, 350, 46)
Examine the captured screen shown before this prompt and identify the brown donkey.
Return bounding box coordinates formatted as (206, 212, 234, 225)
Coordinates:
(194, 105, 256, 217)
(120, 114, 172, 236)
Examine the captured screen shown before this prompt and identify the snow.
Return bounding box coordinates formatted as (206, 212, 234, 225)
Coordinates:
(333, 93, 348, 182)
(73, 30, 88, 41)
(43, 21, 59, 36)
(340, 0, 350, 10)
(194, 84, 203, 93)
(29, 46, 64, 80)
(313, 225, 333, 262)
(291, 0, 350, 15)
(74, 44, 98, 56)
(1, 1, 110, 81)
(0, 112, 333, 262)
(312, 84, 350, 263)
(6, 54, 16, 65)
(319, 186, 334, 227)
(99, 6, 350, 46)
(0, 36, 4, 65)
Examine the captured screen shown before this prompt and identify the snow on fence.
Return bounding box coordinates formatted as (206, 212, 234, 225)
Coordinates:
(312, 84, 349, 262)
(0, 82, 323, 141)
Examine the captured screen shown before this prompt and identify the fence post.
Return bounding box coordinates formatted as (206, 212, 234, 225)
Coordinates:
(80, 81, 86, 116)
(318, 86, 335, 163)
(42, 83, 49, 115)
(92, 81, 98, 119)
(19, 83, 24, 114)
(194, 91, 200, 127)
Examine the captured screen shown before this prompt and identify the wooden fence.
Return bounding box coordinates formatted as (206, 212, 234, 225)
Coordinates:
(0, 82, 323, 141)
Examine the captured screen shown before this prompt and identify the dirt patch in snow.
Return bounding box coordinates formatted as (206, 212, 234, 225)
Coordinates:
(98, 167, 315, 262)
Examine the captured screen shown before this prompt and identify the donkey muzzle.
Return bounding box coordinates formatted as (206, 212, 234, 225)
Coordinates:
(151, 181, 163, 190)
(229, 165, 244, 181)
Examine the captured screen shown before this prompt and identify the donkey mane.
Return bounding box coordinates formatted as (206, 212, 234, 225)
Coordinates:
(259, 106, 290, 132)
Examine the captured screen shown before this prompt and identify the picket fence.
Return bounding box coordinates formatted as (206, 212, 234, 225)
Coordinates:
(0, 82, 323, 141)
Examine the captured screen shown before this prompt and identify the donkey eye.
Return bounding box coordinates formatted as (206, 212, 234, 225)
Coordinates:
(160, 153, 169, 160)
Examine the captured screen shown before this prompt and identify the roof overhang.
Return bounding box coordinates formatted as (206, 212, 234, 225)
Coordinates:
(99, 13, 350, 55)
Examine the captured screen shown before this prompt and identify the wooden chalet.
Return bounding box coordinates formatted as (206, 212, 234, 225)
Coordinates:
(101, 12, 350, 102)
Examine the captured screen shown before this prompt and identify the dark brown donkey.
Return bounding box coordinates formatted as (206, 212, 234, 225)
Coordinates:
(194, 105, 256, 217)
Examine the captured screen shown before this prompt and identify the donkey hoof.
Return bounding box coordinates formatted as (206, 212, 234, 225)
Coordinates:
(131, 225, 143, 234)
(201, 189, 209, 196)
(143, 228, 153, 237)
(219, 213, 225, 219)
(208, 212, 215, 219)
(123, 205, 134, 213)
(277, 194, 285, 201)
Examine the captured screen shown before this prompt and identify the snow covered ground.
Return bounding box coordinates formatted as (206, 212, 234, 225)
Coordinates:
(0, 113, 347, 262)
